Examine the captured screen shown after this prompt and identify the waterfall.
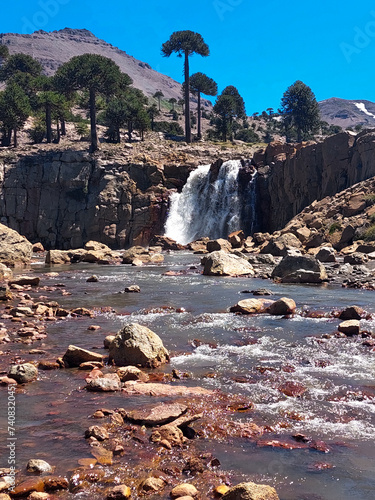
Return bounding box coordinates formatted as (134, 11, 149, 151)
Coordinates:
(164, 159, 258, 245)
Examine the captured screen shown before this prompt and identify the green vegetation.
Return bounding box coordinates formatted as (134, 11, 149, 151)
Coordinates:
(364, 193, 375, 204)
(189, 72, 217, 139)
(162, 30, 209, 143)
(212, 85, 246, 141)
(153, 121, 184, 136)
(280, 80, 320, 142)
(328, 222, 342, 234)
(362, 225, 375, 241)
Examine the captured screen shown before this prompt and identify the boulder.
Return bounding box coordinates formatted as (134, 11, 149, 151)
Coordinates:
(221, 482, 279, 500)
(266, 297, 296, 315)
(108, 323, 169, 368)
(62, 345, 104, 367)
(343, 253, 368, 265)
(170, 484, 198, 498)
(116, 366, 149, 382)
(230, 299, 273, 314)
(207, 239, 232, 253)
(316, 246, 336, 263)
(0, 224, 33, 266)
(45, 250, 72, 265)
(149, 235, 185, 250)
(106, 485, 131, 499)
(339, 306, 364, 320)
(261, 233, 302, 256)
(125, 285, 140, 293)
(271, 255, 327, 283)
(228, 231, 245, 248)
(84, 241, 112, 252)
(85, 373, 121, 392)
(8, 363, 38, 383)
(338, 320, 360, 336)
(342, 195, 366, 217)
(8, 276, 40, 287)
(203, 251, 254, 277)
(246, 254, 276, 265)
(125, 403, 187, 426)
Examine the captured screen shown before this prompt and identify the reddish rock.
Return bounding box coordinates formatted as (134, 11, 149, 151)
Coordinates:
(43, 476, 69, 491)
(122, 382, 212, 397)
(11, 477, 45, 497)
(125, 403, 187, 426)
(278, 381, 307, 397)
(85, 425, 109, 441)
(309, 440, 331, 453)
(170, 483, 198, 498)
(266, 297, 296, 315)
(85, 373, 121, 392)
(106, 484, 131, 499)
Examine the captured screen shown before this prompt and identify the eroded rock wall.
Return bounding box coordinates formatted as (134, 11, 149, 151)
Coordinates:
(0, 150, 174, 249)
(256, 131, 375, 232)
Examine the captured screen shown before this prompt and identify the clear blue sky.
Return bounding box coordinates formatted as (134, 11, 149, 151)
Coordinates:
(2, 0, 375, 114)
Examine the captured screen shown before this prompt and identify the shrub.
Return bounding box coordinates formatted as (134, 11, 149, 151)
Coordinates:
(328, 222, 342, 234)
(74, 122, 90, 140)
(362, 224, 375, 241)
(153, 121, 184, 136)
(235, 128, 260, 143)
(364, 194, 375, 205)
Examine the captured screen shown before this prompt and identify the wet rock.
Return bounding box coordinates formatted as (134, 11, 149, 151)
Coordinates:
(62, 345, 104, 367)
(214, 484, 230, 497)
(125, 403, 187, 426)
(79, 361, 103, 370)
(338, 320, 360, 336)
(26, 459, 53, 474)
(70, 307, 94, 317)
(230, 299, 273, 314)
(170, 483, 198, 498)
(124, 285, 140, 293)
(91, 447, 113, 465)
(8, 276, 40, 287)
(151, 425, 185, 447)
(339, 305, 364, 320)
(86, 373, 121, 392)
(343, 252, 368, 265)
(309, 440, 330, 453)
(207, 239, 232, 253)
(183, 457, 205, 475)
(8, 363, 37, 383)
(10, 306, 34, 317)
(0, 264, 13, 281)
(107, 484, 131, 499)
(250, 288, 274, 296)
(0, 224, 33, 266)
(109, 323, 169, 368)
(139, 477, 166, 494)
(266, 297, 296, 316)
(85, 425, 109, 441)
(116, 366, 149, 382)
(278, 381, 307, 397)
(86, 275, 99, 283)
(221, 481, 279, 500)
(271, 255, 327, 283)
(0, 376, 17, 385)
(122, 382, 212, 397)
(316, 246, 336, 263)
(11, 477, 45, 497)
(27, 493, 50, 500)
(203, 251, 254, 277)
(104, 335, 116, 349)
(0, 285, 12, 301)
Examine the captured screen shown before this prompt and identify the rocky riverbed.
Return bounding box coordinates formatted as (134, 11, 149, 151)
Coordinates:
(0, 240, 375, 499)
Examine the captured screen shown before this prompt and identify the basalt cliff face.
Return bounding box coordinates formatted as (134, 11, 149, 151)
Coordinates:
(256, 131, 375, 232)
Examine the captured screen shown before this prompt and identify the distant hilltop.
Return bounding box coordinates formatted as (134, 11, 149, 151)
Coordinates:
(319, 97, 375, 129)
(0, 28, 210, 107)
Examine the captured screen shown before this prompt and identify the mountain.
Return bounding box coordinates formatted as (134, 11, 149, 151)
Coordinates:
(319, 97, 375, 129)
(0, 28, 210, 107)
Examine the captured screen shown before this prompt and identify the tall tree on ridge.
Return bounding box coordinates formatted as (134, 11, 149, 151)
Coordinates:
(190, 72, 217, 139)
(153, 90, 164, 111)
(55, 54, 128, 152)
(280, 80, 320, 142)
(162, 31, 209, 143)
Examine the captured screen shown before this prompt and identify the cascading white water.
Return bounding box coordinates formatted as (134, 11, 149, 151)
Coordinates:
(164, 159, 244, 245)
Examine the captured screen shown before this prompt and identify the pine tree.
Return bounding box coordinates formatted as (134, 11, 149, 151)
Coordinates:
(0, 82, 31, 147)
(213, 86, 246, 141)
(190, 72, 217, 139)
(153, 91, 164, 111)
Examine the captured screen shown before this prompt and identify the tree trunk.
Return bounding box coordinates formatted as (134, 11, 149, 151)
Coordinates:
(128, 121, 133, 142)
(13, 128, 17, 148)
(297, 128, 302, 143)
(60, 116, 66, 136)
(89, 87, 98, 152)
(184, 51, 191, 143)
(46, 103, 52, 143)
(56, 119, 60, 143)
(197, 91, 201, 140)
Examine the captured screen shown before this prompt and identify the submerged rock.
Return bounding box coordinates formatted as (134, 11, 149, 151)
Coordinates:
(109, 323, 169, 368)
(26, 459, 53, 474)
(203, 251, 254, 277)
(221, 481, 279, 500)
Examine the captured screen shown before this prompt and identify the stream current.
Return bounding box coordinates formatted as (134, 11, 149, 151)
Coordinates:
(0, 252, 374, 499)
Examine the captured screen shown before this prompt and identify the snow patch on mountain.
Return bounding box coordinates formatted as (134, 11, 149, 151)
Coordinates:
(353, 102, 375, 119)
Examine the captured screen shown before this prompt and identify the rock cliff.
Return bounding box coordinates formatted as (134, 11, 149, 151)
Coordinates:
(256, 131, 375, 232)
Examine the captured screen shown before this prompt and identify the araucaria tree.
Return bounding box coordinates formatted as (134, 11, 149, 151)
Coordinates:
(55, 54, 125, 152)
(280, 80, 320, 142)
(162, 31, 209, 143)
(190, 72, 217, 139)
(213, 85, 246, 141)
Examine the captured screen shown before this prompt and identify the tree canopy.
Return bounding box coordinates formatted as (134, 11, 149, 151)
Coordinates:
(213, 85, 246, 141)
(190, 72, 217, 139)
(280, 80, 320, 142)
(161, 31, 209, 143)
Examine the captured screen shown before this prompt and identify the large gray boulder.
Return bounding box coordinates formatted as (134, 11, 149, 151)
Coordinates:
(109, 323, 169, 368)
(271, 255, 327, 283)
(8, 363, 38, 384)
(222, 481, 279, 500)
(260, 233, 302, 256)
(62, 345, 104, 367)
(203, 251, 254, 277)
(0, 224, 32, 266)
